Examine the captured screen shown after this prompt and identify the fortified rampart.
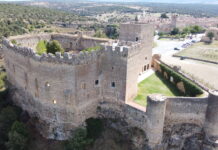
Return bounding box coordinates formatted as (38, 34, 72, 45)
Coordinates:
(2, 23, 218, 150)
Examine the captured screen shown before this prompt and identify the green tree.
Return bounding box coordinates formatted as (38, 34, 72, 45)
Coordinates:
(65, 128, 93, 150)
(6, 121, 29, 150)
(160, 13, 169, 19)
(207, 32, 214, 42)
(105, 24, 119, 39)
(158, 32, 164, 37)
(0, 106, 18, 148)
(46, 40, 64, 54)
(182, 27, 190, 35)
(86, 118, 103, 139)
(171, 28, 180, 35)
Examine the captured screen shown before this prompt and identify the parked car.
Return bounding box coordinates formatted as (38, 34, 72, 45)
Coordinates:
(174, 47, 180, 50)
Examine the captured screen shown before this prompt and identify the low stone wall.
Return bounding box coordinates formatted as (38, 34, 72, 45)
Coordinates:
(173, 55, 218, 65)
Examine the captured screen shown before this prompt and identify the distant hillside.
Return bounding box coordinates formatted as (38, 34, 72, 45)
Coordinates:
(0, 3, 93, 37)
(33, 0, 218, 4)
(30, 1, 218, 17)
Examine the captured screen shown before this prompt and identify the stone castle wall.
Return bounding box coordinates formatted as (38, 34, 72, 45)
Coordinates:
(3, 24, 218, 149)
(2, 33, 136, 139)
(119, 23, 154, 101)
(165, 97, 208, 127)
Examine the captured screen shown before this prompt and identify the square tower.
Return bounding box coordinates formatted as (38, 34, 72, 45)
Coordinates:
(119, 23, 154, 42)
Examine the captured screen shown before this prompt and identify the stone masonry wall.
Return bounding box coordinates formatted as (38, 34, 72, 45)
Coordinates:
(3, 28, 218, 150)
(2, 33, 132, 139)
(2, 37, 104, 139)
(165, 97, 208, 127)
(120, 23, 154, 101)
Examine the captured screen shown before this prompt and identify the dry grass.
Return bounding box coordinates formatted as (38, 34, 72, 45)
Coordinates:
(176, 41, 218, 63)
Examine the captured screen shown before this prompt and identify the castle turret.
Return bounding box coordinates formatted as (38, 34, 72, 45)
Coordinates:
(204, 90, 218, 150)
(146, 94, 167, 148)
(171, 14, 178, 28)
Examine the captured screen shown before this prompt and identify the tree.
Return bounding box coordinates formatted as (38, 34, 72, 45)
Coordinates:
(135, 15, 139, 22)
(86, 118, 103, 139)
(6, 121, 29, 150)
(46, 40, 64, 54)
(207, 32, 214, 42)
(171, 28, 180, 35)
(0, 106, 18, 149)
(105, 24, 119, 39)
(182, 27, 190, 35)
(160, 13, 169, 19)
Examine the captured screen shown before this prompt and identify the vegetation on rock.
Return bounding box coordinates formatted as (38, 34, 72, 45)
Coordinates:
(82, 46, 101, 52)
(6, 121, 29, 150)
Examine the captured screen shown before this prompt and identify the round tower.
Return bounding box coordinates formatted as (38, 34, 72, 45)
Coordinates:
(204, 90, 218, 149)
(146, 94, 167, 149)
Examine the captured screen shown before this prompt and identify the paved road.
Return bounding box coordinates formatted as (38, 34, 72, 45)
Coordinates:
(152, 34, 203, 56)
(152, 35, 218, 90)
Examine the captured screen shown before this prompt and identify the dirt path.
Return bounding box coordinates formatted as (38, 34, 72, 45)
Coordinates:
(161, 56, 218, 90)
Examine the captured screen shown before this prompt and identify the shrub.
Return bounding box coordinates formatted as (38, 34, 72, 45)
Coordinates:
(36, 40, 47, 55)
(159, 64, 203, 96)
(0, 72, 6, 90)
(65, 128, 93, 150)
(86, 118, 103, 139)
(11, 40, 17, 45)
(46, 40, 64, 54)
(6, 121, 29, 150)
(105, 24, 119, 39)
(171, 28, 180, 35)
(160, 13, 169, 18)
(207, 32, 214, 41)
(0, 106, 18, 148)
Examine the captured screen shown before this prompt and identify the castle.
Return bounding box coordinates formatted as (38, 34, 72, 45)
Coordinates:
(2, 22, 218, 150)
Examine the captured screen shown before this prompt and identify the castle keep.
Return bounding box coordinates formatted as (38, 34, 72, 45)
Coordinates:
(2, 23, 218, 149)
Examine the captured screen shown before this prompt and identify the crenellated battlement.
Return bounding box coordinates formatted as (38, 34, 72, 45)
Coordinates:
(3, 37, 103, 66)
(100, 40, 144, 58)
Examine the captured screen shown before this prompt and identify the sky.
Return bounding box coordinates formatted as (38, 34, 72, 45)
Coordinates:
(0, 0, 218, 4)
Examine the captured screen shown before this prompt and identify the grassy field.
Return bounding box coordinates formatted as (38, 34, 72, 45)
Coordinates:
(134, 73, 182, 106)
(176, 41, 218, 63)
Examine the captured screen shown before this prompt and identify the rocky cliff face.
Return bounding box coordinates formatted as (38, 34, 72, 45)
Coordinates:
(87, 118, 149, 150)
